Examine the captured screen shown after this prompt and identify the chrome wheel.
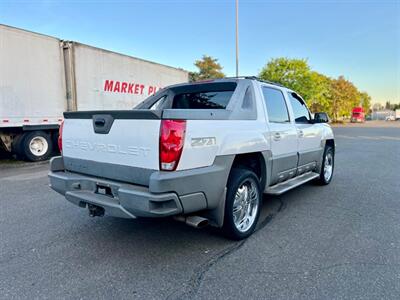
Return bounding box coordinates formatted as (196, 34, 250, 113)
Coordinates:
(323, 151, 333, 182)
(232, 179, 260, 233)
(29, 136, 48, 157)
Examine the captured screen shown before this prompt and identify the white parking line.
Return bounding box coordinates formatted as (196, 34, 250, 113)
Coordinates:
(336, 135, 400, 141)
(379, 136, 400, 141)
(357, 135, 382, 140)
(335, 135, 357, 139)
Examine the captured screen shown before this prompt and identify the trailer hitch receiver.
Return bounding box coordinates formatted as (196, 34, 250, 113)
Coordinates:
(88, 204, 105, 217)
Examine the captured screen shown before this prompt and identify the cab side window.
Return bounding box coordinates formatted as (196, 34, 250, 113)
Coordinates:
(288, 92, 311, 123)
(262, 87, 290, 123)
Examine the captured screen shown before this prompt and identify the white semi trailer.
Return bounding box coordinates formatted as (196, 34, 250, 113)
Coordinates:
(0, 24, 188, 161)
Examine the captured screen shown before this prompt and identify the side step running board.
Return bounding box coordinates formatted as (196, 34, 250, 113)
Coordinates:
(265, 172, 320, 195)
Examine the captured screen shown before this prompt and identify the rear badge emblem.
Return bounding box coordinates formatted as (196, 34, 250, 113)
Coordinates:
(191, 137, 216, 147)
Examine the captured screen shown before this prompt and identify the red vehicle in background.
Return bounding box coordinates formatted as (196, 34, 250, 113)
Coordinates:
(351, 107, 365, 123)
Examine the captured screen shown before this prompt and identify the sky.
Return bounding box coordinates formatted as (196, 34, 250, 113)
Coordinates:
(0, 0, 399, 104)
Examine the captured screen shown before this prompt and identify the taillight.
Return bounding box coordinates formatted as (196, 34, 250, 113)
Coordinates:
(58, 120, 64, 152)
(159, 119, 186, 171)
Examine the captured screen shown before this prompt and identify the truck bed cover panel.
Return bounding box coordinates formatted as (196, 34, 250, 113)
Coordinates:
(63, 110, 162, 119)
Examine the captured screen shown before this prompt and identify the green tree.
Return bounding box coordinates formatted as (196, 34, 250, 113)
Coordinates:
(259, 57, 373, 121)
(259, 58, 335, 113)
(259, 58, 314, 102)
(189, 55, 225, 81)
(328, 76, 359, 121)
(359, 92, 372, 114)
(308, 72, 332, 112)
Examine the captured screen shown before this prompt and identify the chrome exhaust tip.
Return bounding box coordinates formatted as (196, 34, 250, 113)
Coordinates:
(174, 215, 209, 228)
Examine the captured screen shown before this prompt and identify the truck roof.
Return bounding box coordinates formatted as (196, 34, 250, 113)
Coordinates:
(164, 76, 287, 90)
(225, 76, 285, 87)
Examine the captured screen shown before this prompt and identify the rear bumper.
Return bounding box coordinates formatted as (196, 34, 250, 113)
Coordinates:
(49, 170, 186, 218)
(48, 156, 233, 219)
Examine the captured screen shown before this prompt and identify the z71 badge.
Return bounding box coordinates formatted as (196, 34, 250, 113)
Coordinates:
(191, 137, 216, 147)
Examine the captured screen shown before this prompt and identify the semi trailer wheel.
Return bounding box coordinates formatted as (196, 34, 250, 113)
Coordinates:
(20, 131, 53, 162)
(11, 134, 26, 159)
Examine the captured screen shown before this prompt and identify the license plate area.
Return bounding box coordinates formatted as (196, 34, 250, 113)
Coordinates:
(96, 184, 114, 198)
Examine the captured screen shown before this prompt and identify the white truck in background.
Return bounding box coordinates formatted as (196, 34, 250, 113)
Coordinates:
(396, 109, 400, 121)
(0, 24, 188, 161)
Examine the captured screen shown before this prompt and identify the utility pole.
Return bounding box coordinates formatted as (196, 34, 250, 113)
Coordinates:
(235, 0, 239, 77)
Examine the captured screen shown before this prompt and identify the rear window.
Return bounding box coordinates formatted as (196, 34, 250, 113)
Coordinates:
(171, 82, 236, 109)
(172, 91, 232, 109)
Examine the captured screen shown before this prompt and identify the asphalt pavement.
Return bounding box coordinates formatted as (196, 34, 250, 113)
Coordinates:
(1, 127, 399, 299)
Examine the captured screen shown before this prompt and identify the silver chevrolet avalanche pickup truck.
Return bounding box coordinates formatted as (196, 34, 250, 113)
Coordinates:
(49, 77, 335, 240)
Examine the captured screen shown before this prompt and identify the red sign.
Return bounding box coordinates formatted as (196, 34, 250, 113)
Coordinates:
(104, 80, 161, 96)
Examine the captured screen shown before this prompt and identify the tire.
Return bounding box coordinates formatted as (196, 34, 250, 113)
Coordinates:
(316, 144, 334, 185)
(222, 168, 262, 240)
(11, 134, 26, 159)
(52, 131, 60, 153)
(20, 131, 53, 162)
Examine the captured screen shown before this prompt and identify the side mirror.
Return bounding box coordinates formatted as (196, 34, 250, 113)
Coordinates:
(314, 112, 329, 123)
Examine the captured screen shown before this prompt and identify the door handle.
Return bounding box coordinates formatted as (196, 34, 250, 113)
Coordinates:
(298, 130, 304, 138)
(273, 132, 281, 141)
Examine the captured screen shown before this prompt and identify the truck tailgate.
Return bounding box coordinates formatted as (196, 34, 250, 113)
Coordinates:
(62, 110, 161, 185)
